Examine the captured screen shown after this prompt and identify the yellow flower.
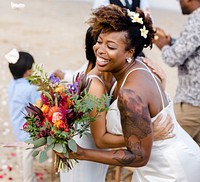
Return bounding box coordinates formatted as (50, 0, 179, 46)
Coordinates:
(140, 26, 149, 39)
(41, 104, 49, 115)
(35, 99, 42, 108)
(55, 85, 65, 93)
(54, 120, 63, 128)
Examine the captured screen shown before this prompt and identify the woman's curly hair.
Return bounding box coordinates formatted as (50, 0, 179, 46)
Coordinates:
(88, 4, 155, 58)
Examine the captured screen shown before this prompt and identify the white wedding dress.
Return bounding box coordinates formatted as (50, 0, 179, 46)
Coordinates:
(60, 75, 109, 182)
(106, 62, 200, 182)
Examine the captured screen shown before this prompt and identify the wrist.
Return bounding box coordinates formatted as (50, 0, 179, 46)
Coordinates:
(170, 38, 176, 46)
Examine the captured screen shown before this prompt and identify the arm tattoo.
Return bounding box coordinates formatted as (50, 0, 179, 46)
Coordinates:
(113, 88, 152, 165)
(113, 149, 136, 165)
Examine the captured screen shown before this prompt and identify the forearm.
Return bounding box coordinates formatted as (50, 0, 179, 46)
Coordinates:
(161, 45, 181, 67)
(79, 147, 146, 167)
(94, 133, 125, 149)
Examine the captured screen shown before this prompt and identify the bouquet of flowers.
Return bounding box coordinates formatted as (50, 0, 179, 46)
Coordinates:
(23, 64, 109, 172)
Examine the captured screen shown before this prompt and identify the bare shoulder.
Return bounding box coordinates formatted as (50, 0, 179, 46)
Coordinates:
(88, 76, 106, 97)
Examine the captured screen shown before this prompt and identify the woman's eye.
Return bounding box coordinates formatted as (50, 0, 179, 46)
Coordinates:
(96, 40, 102, 44)
(108, 46, 116, 50)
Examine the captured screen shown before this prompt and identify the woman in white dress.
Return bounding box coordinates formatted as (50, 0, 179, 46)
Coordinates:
(59, 26, 173, 181)
(59, 5, 200, 182)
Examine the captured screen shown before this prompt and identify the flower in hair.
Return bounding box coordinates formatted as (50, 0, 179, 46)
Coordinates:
(5, 48, 19, 64)
(127, 9, 143, 24)
(140, 26, 149, 39)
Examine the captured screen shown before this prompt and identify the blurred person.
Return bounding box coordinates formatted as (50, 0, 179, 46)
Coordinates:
(6, 48, 40, 182)
(154, 0, 200, 146)
(93, 0, 151, 16)
(58, 5, 200, 182)
(59, 26, 173, 182)
(53, 27, 96, 82)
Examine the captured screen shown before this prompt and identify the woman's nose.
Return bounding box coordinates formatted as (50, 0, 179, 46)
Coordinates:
(96, 44, 106, 55)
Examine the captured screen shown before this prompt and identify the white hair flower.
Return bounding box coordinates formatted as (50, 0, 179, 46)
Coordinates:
(5, 48, 19, 64)
(127, 9, 143, 24)
(140, 26, 149, 39)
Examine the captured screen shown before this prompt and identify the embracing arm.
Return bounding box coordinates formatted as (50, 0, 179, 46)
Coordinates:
(73, 88, 153, 167)
(89, 76, 173, 149)
(89, 77, 125, 149)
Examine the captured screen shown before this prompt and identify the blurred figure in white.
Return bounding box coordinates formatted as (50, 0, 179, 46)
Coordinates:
(93, 0, 151, 16)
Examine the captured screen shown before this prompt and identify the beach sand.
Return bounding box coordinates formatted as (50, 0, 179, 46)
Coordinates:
(0, 0, 187, 181)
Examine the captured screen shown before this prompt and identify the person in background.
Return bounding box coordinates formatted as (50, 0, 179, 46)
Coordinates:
(59, 26, 174, 182)
(6, 48, 40, 182)
(58, 5, 200, 182)
(53, 27, 96, 82)
(154, 0, 200, 146)
(93, 0, 151, 16)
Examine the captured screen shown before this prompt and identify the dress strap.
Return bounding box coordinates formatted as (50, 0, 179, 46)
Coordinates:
(138, 60, 165, 109)
(109, 81, 117, 97)
(120, 62, 165, 109)
(87, 74, 105, 85)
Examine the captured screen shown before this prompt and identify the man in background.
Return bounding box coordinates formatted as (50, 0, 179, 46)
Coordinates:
(154, 0, 200, 146)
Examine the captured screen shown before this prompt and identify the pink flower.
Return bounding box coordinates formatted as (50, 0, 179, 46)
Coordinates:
(52, 112, 63, 123)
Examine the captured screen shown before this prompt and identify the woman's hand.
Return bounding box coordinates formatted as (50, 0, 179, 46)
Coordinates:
(55, 144, 83, 160)
(53, 69, 65, 80)
(141, 57, 167, 90)
(153, 114, 175, 141)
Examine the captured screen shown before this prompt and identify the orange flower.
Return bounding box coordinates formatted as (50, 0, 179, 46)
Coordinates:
(41, 104, 49, 116)
(55, 85, 65, 93)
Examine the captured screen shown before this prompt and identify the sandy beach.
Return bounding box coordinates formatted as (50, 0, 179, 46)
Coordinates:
(0, 0, 187, 181)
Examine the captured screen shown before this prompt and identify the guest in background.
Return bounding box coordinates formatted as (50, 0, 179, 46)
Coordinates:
(6, 49, 40, 182)
(93, 0, 151, 16)
(154, 0, 200, 146)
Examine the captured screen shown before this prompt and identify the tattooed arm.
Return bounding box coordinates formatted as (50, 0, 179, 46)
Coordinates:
(116, 88, 153, 166)
(66, 88, 153, 167)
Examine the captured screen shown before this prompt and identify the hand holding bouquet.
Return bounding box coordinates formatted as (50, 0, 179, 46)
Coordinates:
(23, 64, 109, 172)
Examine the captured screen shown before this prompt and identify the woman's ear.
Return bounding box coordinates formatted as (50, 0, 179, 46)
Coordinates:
(128, 49, 135, 58)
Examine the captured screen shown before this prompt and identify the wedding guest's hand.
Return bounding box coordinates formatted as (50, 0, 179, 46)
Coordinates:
(153, 114, 175, 141)
(141, 57, 167, 90)
(53, 69, 65, 80)
(153, 27, 171, 49)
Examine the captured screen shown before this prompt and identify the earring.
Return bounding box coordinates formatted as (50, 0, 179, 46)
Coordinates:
(126, 57, 132, 63)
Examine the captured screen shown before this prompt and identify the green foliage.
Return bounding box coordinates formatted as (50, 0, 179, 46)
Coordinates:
(68, 139, 77, 152)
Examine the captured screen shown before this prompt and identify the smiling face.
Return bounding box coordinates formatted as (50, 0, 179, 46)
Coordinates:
(93, 31, 134, 74)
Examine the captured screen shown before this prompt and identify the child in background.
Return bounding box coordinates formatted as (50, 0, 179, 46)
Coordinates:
(6, 48, 40, 182)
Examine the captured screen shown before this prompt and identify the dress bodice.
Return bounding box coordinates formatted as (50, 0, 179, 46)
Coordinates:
(106, 60, 165, 136)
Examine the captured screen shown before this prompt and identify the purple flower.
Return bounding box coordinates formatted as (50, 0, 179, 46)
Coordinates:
(67, 82, 79, 93)
(49, 74, 60, 84)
